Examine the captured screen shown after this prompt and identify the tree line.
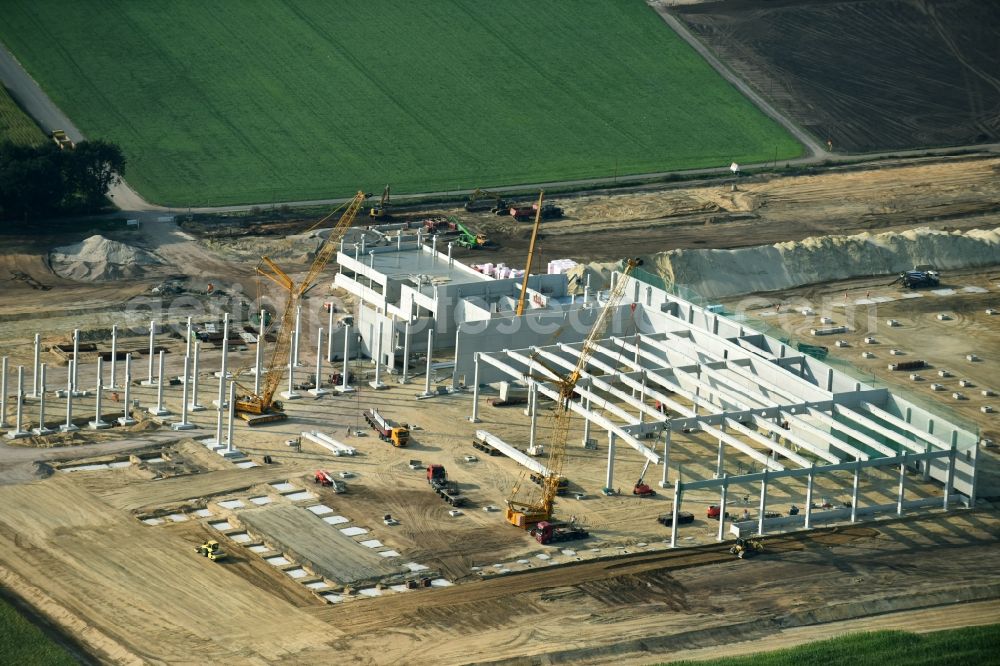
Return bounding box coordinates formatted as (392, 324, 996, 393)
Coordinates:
(0, 139, 126, 220)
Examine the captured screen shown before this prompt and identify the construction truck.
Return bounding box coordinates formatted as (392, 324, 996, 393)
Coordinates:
(505, 257, 645, 529)
(455, 221, 489, 250)
(194, 540, 227, 561)
(369, 184, 391, 220)
(657, 511, 695, 527)
(530, 520, 589, 545)
(427, 464, 466, 506)
(365, 408, 409, 446)
(235, 191, 368, 425)
(509, 201, 563, 222)
(729, 536, 764, 559)
(633, 459, 657, 497)
(529, 472, 568, 495)
(888, 267, 940, 289)
(464, 187, 510, 213)
(313, 469, 346, 493)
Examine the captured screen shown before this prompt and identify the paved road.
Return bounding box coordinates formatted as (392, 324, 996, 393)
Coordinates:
(0, 431, 189, 485)
(1, 27, 998, 216)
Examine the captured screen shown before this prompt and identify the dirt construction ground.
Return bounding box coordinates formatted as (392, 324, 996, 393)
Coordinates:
(2, 155, 1000, 663)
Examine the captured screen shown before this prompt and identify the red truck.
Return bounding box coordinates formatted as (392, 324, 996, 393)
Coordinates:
(427, 464, 465, 507)
(530, 520, 589, 545)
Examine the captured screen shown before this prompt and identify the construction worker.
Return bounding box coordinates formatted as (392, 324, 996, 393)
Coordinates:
(111, 391, 120, 403)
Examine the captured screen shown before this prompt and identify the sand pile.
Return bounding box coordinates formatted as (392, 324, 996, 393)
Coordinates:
(50, 235, 161, 281)
(571, 227, 1000, 299)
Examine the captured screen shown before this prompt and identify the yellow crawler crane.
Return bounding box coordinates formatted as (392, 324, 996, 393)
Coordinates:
(505, 257, 642, 528)
(234, 191, 367, 425)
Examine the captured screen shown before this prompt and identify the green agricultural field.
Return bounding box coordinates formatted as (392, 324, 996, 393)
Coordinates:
(0, 85, 44, 146)
(0, 594, 76, 665)
(666, 624, 1000, 666)
(0, 0, 801, 206)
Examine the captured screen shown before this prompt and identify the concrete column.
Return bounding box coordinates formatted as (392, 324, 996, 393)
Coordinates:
(717, 474, 728, 541)
(897, 452, 907, 516)
(293, 306, 302, 366)
(189, 341, 205, 410)
(660, 428, 671, 488)
(253, 319, 264, 396)
(0, 356, 7, 427)
(524, 379, 536, 417)
(850, 460, 861, 523)
(89, 358, 110, 429)
(148, 351, 170, 416)
(582, 394, 592, 447)
(944, 444, 957, 510)
(451, 325, 462, 390)
(922, 441, 932, 482)
(337, 323, 355, 393)
(31, 333, 40, 398)
(144, 321, 156, 385)
(214, 314, 229, 407)
(109, 325, 118, 389)
(225, 381, 236, 453)
(469, 353, 481, 423)
(310, 331, 329, 396)
(804, 463, 815, 529)
(447, 241, 453, 266)
(72, 329, 80, 391)
(397, 231, 402, 250)
(172, 355, 195, 430)
(419, 328, 434, 398)
(61, 361, 78, 432)
(5, 366, 28, 438)
(528, 386, 539, 453)
(119, 353, 135, 426)
(638, 374, 646, 424)
(757, 469, 768, 536)
(399, 321, 411, 384)
(605, 431, 617, 491)
(185, 317, 193, 361)
(327, 305, 335, 362)
(281, 332, 301, 400)
(715, 436, 725, 478)
(369, 324, 386, 389)
(669, 478, 681, 548)
(31, 364, 53, 435)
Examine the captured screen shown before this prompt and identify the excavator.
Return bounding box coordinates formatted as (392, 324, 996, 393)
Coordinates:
(505, 256, 643, 528)
(369, 184, 391, 220)
(464, 187, 511, 213)
(234, 190, 367, 425)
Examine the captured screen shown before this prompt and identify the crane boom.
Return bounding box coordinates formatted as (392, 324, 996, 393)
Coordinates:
(515, 191, 544, 317)
(235, 190, 368, 424)
(506, 258, 642, 527)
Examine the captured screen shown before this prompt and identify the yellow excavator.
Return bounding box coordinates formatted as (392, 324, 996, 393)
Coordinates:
(234, 190, 368, 425)
(464, 187, 511, 213)
(369, 184, 391, 220)
(505, 257, 643, 528)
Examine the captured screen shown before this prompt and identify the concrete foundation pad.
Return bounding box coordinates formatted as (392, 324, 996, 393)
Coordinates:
(308, 388, 330, 397)
(211, 400, 229, 408)
(147, 407, 170, 416)
(88, 420, 111, 430)
(171, 422, 197, 431)
(219, 449, 244, 459)
(188, 403, 206, 412)
(280, 391, 301, 400)
(368, 381, 387, 390)
(31, 427, 56, 436)
(140, 380, 157, 386)
(335, 386, 356, 393)
(213, 371, 234, 379)
(4, 430, 31, 439)
(117, 417, 136, 426)
(59, 424, 80, 433)
(468, 417, 481, 423)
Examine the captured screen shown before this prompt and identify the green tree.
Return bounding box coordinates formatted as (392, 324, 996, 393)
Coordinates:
(67, 139, 125, 209)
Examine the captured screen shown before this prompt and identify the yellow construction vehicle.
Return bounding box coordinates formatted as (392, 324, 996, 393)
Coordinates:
(369, 184, 391, 220)
(505, 257, 643, 528)
(729, 536, 764, 559)
(515, 191, 545, 316)
(464, 187, 511, 213)
(234, 190, 367, 425)
(195, 540, 226, 561)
